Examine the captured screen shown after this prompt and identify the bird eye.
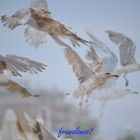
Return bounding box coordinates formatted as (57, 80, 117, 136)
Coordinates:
(105, 72, 111, 75)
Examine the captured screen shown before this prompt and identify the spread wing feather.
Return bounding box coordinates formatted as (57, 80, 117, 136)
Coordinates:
(87, 32, 118, 73)
(24, 26, 47, 47)
(0, 54, 46, 76)
(1, 9, 30, 30)
(24, 113, 58, 140)
(106, 30, 136, 66)
(31, 0, 49, 10)
(64, 47, 93, 84)
(0, 80, 32, 97)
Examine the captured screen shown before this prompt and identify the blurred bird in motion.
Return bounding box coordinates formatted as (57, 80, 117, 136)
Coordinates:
(64, 32, 139, 115)
(1, 109, 28, 140)
(63, 32, 120, 109)
(106, 30, 140, 86)
(1, 0, 90, 48)
(24, 112, 59, 140)
(0, 54, 46, 97)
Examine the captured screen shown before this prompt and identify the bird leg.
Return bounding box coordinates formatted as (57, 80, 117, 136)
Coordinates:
(99, 102, 106, 119)
(123, 74, 129, 86)
(79, 95, 84, 111)
(85, 95, 90, 104)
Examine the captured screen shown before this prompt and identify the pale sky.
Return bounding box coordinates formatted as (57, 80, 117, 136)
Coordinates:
(0, 0, 140, 139)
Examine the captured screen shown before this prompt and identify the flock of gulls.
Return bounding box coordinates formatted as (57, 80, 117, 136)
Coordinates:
(0, 0, 140, 140)
(1, 0, 140, 108)
(0, 0, 140, 139)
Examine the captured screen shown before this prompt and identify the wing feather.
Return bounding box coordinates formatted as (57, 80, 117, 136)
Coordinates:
(1, 9, 30, 30)
(106, 30, 136, 66)
(0, 80, 32, 97)
(24, 26, 47, 47)
(24, 113, 58, 140)
(87, 32, 118, 73)
(0, 54, 46, 76)
(64, 47, 93, 84)
(30, 0, 50, 12)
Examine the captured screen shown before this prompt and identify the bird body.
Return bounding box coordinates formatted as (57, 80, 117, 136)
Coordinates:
(74, 73, 116, 98)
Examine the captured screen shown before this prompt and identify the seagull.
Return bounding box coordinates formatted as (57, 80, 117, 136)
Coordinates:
(106, 30, 140, 86)
(1, 0, 90, 48)
(0, 54, 46, 97)
(63, 32, 120, 109)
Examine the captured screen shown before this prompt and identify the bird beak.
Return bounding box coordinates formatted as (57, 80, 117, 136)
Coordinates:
(112, 74, 119, 78)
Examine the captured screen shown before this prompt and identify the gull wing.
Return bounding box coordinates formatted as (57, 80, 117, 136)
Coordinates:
(24, 26, 47, 47)
(86, 45, 100, 69)
(24, 113, 58, 140)
(1, 9, 30, 30)
(0, 54, 46, 76)
(31, 0, 49, 10)
(106, 30, 136, 66)
(87, 32, 118, 73)
(0, 80, 33, 97)
(16, 120, 28, 140)
(64, 47, 94, 84)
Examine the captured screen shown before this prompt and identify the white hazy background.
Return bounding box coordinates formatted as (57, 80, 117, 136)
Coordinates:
(0, 0, 140, 139)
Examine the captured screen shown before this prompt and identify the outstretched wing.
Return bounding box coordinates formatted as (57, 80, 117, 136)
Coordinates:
(0, 80, 33, 97)
(24, 113, 58, 140)
(106, 30, 136, 66)
(31, 0, 49, 10)
(64, 47, 94, 84)
(87, 32, 118, 73)
(86, 45, 101, 71)
(0, 54, 46, 76)
(1, 9, 30, 30)
(24, 26, 47, 47)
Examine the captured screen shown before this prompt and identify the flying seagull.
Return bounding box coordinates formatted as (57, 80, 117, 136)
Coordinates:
(106, 30, 140, 86)
(64, 32, 138, 118)
(0, 54, 46, 97)
(1, 0, 90, 47)
(64, 32, 120, 109)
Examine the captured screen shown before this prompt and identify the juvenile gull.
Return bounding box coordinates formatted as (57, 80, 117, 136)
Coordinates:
(1, 0, 90, 48)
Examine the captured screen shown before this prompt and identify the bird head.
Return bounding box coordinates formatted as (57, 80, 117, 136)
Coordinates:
(30, 7, 51, 18)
